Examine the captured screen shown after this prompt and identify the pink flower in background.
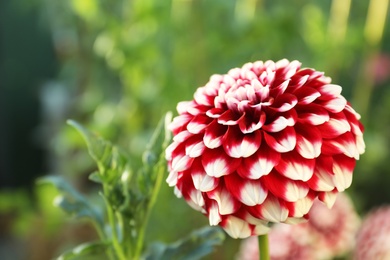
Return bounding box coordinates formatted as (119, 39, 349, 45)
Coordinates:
(236, 193, 360, 260)
(354, 206, 390, 260)
(237, 224, 315, 260)
(308, 192, 360, 259)
(166, 59, 365, 238)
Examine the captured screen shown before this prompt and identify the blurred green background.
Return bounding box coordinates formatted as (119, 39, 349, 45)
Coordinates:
(0, 0, 389, 259)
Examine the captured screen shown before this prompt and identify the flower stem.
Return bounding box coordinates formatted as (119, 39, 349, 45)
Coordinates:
(133, 163, 165, 259)
(101, 186, 127, 260)
(258, 234, 270, 260)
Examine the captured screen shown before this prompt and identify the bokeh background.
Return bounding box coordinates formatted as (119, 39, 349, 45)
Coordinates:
(1, 0, 389, 259)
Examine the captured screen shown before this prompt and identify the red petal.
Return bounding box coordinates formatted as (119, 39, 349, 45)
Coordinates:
(307, 155, 335, 192)
(318, 189, 338, 208)
(248, 195, 289, 223)
(270, 79, 290, 97)
(224, 174, 268, 206)
(317, 112, 351, 138)
(217, 110, 242, 125)
(344, 105, 364, 136)
(201, 148, 241, 178)
(322, 132, 360, 159)
(237, 142, 281, 179)
(194, 87, 214, 106)
(187, 114, 212, 134)
(222, 126, 262, 158)
(296, 103, 330, 125)
(238, 112, 266, 134)
(295, 123, 322, 159)
(285, 191, 316, 217)
(332, 154, 356, 192)
(203, 120, 228, 149)
(185, 135, 206, 158)
(317, 96, 347, 113)
(317, 84, 342, 100)
(275, 151, 315, 181)
(207, 201, 222, 225)
(190, 159, 219, 192)
(293, 87, 321, 105)
(220, 215, 252, 238)
(177, 171, 205, 211)
(207, 186, 241, 215)
(262, 110, 297, 132)
(289, 74, 309, 91)
(206, 107, 225, 118)
(171, 143, 195, 172)
(263, 126, 296, 153)
(169, 114, 192, 134)
(262, 172, 309, 202)
(269, 93, 298, 112)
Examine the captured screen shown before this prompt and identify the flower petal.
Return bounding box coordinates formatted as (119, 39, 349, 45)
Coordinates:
(187, 114, 212, 134)
(318, 96, 347, 113)
(317, 112, 351, 138)
(275, 151, 315, 181)
(221, 216, 252, 239)
(238, 112, 266, 134)
(295, 123, 322, 159)
(190, 159, 219, 192)
(263, 172, 309, 202)
(203, 120, 228, 149)
(263, 126, 297, 153)
(332, 154, 356, 192)
(225, 174, 268, 206)
(317, 84, 342, 99)
(263, 110, 296, 132)
(285, 192, 315, 218)
(322, 132, 360, 159)
(249, 195, 289, 222)
(185, 136, 206, 158)
(293, 87, 321, 105)
(318, 189, 338, 208)
(269, 93, 298, 112)
(208, 201, 222, 225)
(207, 186, 241, 215)
(307, 155, 335, 192)
(296, 104, 330, 125)
(217, 110, 242, 125)
(222, 126, 262, 158)
(237, 143, 281, 179)
(201, 148, 241, 177)
(171, 145, 194, 172)
(169, 114, 192, 134)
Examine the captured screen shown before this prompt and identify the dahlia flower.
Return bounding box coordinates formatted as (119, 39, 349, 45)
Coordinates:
(354, 206, 390, 260)
(166, 59, 365, 238)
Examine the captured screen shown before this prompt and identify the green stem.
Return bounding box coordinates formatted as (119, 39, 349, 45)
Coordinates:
(133, 164, 165, 259)
(258, 234, 270, 260)
(102, 187, 127, 260)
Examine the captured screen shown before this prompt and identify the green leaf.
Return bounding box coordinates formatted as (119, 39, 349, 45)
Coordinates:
(67, 120, 112, 169)
(138, 112, 172, 195)
(38, 176, 104, 228)
(57, 241, 109, 260)
(143, 226, 225, 260)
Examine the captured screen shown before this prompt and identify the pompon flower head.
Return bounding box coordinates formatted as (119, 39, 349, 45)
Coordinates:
(354, 206, 390, 260)
(165, 59, 365, 238)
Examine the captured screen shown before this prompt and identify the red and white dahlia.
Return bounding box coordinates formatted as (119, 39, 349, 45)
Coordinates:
(166, 59, 365, 238)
